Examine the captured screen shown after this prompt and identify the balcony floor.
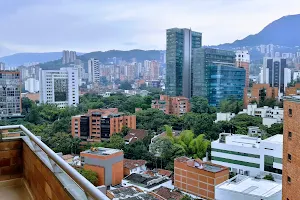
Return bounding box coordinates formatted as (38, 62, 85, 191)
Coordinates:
(0, 179, 32, 200)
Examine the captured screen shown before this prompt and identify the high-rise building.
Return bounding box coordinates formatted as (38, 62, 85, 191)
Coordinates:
(236, 50, 250, 87)
(87, 58, 100, 84)
(25, 78, 39, 93)
(166, 28, 202, 98)
(282, 96, 300, 199)
(0, 71, 21, 117)
(39, 68, 79, 108)
(192, 48, 243, 105)
(62, 50, 77, 64)
(150, 61, 160, 80)
(0, 62, 5, 70)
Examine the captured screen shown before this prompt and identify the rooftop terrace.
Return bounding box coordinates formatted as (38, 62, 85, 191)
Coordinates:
(82, 147, 122, 156)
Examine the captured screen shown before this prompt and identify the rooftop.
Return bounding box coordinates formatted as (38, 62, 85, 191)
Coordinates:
(124, 159, 147, 170)
(143, 169, 173, 177)
(82, 147, 122, 156)
(153, 187, 183, 200)
(263, 134, 283, 144)
(216, 175, 282, 198)
(124, 129, 148, 144)
(213, 133, 260, 148)
(124, 173, 170, 189)
(175, 156, 228, 173)
(107, 186, 160, 200)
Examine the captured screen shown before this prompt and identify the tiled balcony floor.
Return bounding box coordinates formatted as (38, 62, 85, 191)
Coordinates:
(0, 179, 32, 200)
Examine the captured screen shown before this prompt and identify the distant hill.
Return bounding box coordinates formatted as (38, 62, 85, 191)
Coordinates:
(0, 52, 84, 67)
(218, 14, 300, 49)
(80, 49, 162, 63)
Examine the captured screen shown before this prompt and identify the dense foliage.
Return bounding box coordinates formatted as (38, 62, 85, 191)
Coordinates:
(77, 169, 98, 185)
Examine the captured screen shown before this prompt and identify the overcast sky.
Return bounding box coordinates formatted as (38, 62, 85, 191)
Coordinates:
(0, 0, 299, 56)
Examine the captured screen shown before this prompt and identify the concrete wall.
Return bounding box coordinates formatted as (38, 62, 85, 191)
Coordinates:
(0, 139, 23, 181)
(23, 141, 72, 200)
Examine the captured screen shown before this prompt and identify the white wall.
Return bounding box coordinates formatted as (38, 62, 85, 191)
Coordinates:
(121, 179, 173, 192)
(215, 188, 281, 200)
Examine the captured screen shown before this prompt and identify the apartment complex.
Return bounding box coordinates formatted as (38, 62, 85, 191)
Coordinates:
(211, 133, 283, 177)
(81, 147, 124, 186)
(71, 108, 136, 141)
(282, 96, 300, 199)
(236, 50, 250, 88)
(174, 156, 229, 200)
(166, 28, 202, 98)
(62, 50, 76, 64)
(0, 71, 22, 117)
(151, 95, 191, 116)
(39, 68, 79, 108)
(88, 58, 100, 84)
(246, 83, 279, 106)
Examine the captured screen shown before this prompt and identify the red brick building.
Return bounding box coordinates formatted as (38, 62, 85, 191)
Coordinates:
(245, 84, 279, 106)
(285, 83, 300, 96)
(282, 96, 300, 199)
(71, 108, 136, 142)
(151, 95, 190, 116)
(174, 156, 229, 200)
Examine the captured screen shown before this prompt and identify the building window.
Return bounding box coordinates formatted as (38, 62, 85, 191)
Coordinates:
(288, 109, 292, 117)
(288, 132, 292, 139)
(288, 154, 292, 161)
(287, 176, 291, 183)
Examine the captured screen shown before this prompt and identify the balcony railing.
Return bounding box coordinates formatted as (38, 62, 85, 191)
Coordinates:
(0, 125, 109, 200)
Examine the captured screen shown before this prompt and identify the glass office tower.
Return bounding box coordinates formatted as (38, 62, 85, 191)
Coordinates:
(166, 28, 202, 98)
(192, 48, 237, 97)
(207, 64, 246, 106)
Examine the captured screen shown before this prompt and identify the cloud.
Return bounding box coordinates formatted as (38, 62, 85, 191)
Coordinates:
(0, 0, 299, 55)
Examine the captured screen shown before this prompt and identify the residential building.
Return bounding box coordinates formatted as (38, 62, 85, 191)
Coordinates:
(174, 156, 229, 200)
(71, 108, 136, 141)
(151, 95, 190, 116)
(236, 50, 250, 87)
(206, 63, 245, 106)
(166, 28, 202, 98)
(123, 159, 147, 176)
(285, 83, 300, 96)
(107, 186, 161, 200)
(81, 147, 124, 186)
(192, 48, 236, 98)
(39, 68, 79, 108)
(246, 84, 279, 106)
(0, 125, 109, 200)
(215, 175, 282, 200)
(215, 113, 236, 123)
(239, 104, 283, 127)
(211, 133, 283, 177)
(21, 92, 39, 102)
(62, 50, 76, 64)
(260, 58, 288, 93)
(153, 187, 184, 200)
(122, 173, 173, 192)
(282, 96, 300, 199)
(24, 77, 39, 93)
(0, 70, 21, 117)
(123, 129, 148, 144)
(88, 58, 100, 84)
(143, 169, 173, 179)
(0, 62, 5, 70)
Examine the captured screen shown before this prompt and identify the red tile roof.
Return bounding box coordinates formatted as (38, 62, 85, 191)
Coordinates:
(124, 129, 148, 144)
(154, 187, 183, 200)
(124, 159, 147, 170)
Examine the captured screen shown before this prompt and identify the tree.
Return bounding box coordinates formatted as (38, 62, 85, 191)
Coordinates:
(190, 96, 210, 114)
(77, 169, 98, 185)
(189, 134, 210, 159)
(181, 195, 192, 200)
(220, 99, 243, 114)
(119, 80, 132, 90)
(266, 123, 283, 137)
(108, 134, 125, 149)
(120, 126, 130, 137)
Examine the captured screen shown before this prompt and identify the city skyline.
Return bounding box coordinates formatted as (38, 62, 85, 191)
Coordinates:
(0, 0, 299, 56)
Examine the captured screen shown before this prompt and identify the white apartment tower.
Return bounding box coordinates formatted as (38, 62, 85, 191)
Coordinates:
(39, 68, 79, 108)
(88, 58, 100, 84)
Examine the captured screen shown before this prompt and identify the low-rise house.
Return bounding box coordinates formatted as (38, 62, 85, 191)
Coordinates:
(107, 186, 162, 200)
(123, 159, 147, 176)
(215, 174, 282, 200)
(122, 173, 173, 192)
(124, 129, 148, 144)
(153, 187, 184, 200)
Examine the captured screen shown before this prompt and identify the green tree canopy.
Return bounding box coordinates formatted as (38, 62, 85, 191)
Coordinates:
(77, 169, 98, 185)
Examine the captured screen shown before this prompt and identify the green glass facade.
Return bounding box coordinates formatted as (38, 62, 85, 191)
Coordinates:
(166, 28, 202, 98)
(207, 64, 245, 106)
(211, 156, 260, 168)
(211, 148, 260, 158)
(264, 155, 282, 174)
